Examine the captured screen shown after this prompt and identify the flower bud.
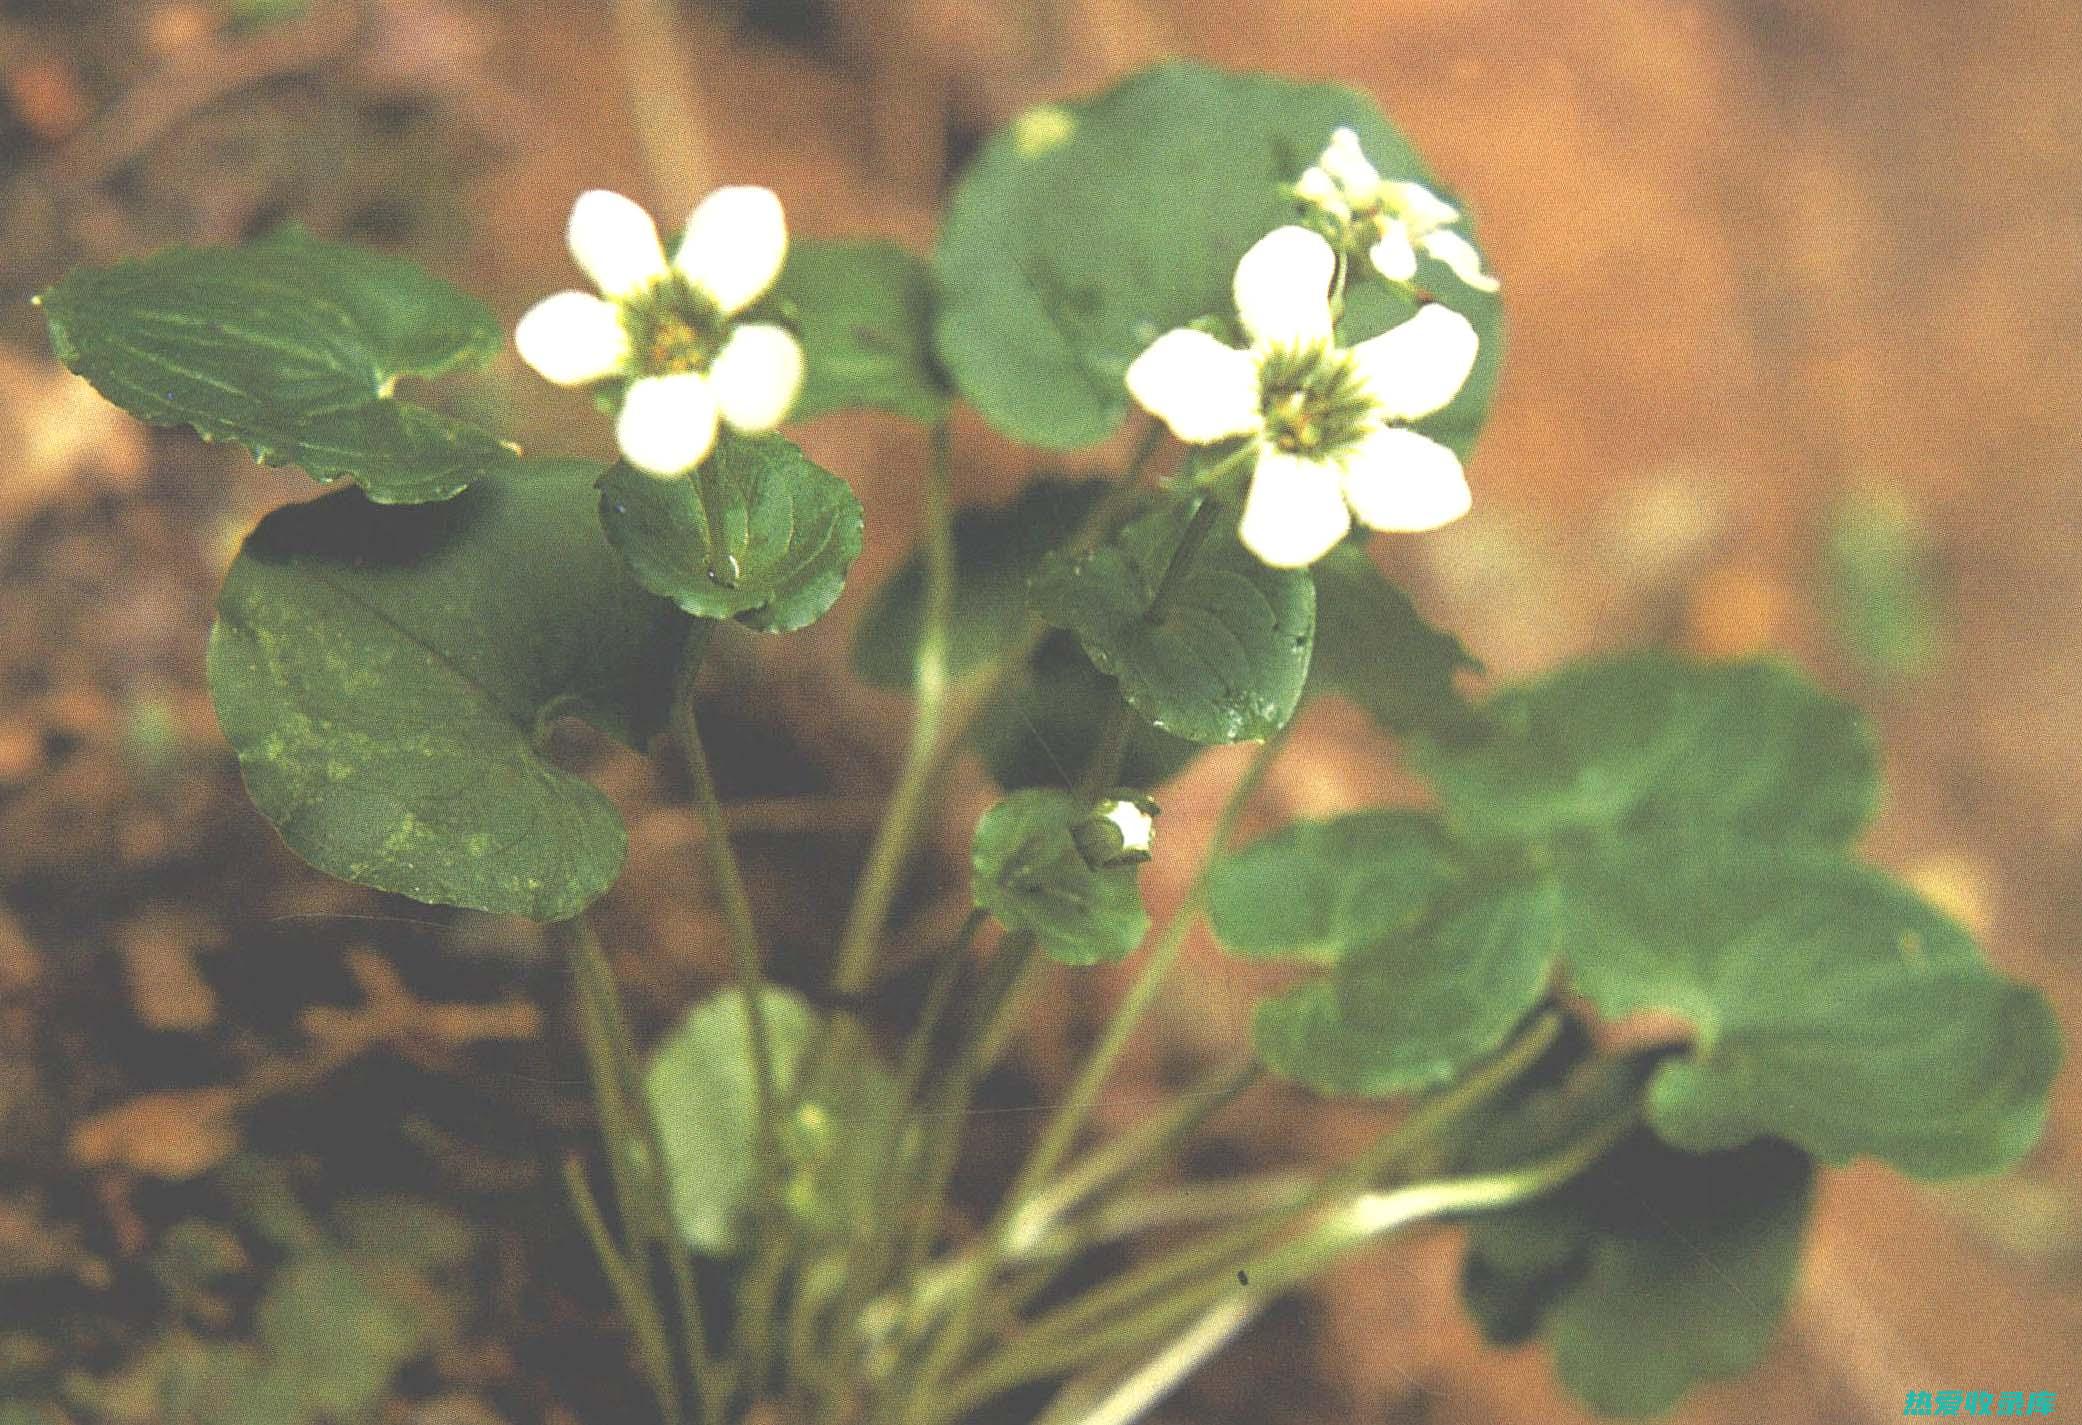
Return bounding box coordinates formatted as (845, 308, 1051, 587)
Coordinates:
(1074, 793, 1159, 868)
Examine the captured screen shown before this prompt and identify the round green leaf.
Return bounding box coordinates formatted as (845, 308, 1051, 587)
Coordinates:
(972, 789, 1150, 965)
(39, 231, 517, 504)
(1253, 880, 1557, 1095)
(597, 432, 863, 633)
(1207, 811, 1458, 963)
(645, 987, 816, 1255)
(1418, 653, 1879, 849)
(1032, 499, 1314, 745)
(206, 461, 687, 921)
(934, 60, 1502, 450)
(646, 989, 903, 1256)
(1557, 847, 2061, 1179)
(767, 238, 949, 425)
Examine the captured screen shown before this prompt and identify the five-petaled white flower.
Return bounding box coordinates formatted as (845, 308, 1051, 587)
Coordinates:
(1294, 128, 1499, 295)
(1125, 225, 1480, 569)
(515, 187, 805, 477)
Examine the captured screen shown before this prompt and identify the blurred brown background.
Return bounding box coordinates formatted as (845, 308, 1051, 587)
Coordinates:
(1, 1, 2078, 1422)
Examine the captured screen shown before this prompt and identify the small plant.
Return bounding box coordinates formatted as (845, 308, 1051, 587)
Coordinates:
(37, 60, 2060, 1425)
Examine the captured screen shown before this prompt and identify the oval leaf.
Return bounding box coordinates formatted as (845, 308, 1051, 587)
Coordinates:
(598, 432, 863, 633)
(40, 231, 517, 504)
(645, 987, 816, 1255)
(1032, 500, 1314, 745)
(934, 60, 1502, 451)
(972, 789, 1150, 965)
(207, 461, 687, 921)
(767, 238, 949, 425)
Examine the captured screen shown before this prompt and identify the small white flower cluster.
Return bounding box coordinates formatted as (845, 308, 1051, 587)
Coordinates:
(1296, 128, 1499, 295)
(1125, 130, 1491, 569)
(515, 188, 805, 478)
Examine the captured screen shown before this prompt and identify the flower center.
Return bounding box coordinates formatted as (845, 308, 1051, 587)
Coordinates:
(1257, 344, 1377, 457)
(620, 274, 726, 377)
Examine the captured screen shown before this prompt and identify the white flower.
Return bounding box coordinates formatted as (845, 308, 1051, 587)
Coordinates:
(1296, 128, 1499, 294)
(1125, 225, 1480, 569)
(515, 187, 805, 477)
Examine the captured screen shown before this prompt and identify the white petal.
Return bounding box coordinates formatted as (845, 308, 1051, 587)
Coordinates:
(1318, 127, 1382, 194)
(1418, 228, 1500, 293)
(1386, 180, 1460, 231)
(568, 189, 669, 300)
(514, 291, 630, 386)
(675, 185, 788, 316)
(1233, 226, 1336, 350)
(1340, 426, 1471, 532)
(1237, 448, 1351, 569)
(1350, 304, 1480, 422)
(615, 372, 720, 477)
(1124, 329, 1263, 444)
(1367, 224, 1419, 283)
(1293, 166, 1350, 220)
(709, 322, 805, 432)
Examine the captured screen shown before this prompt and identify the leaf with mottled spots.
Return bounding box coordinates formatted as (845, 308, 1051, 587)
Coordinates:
(207, 461, 688, 921)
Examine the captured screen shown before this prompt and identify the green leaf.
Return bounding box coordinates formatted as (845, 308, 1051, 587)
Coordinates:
(40, 231, 516, 504)
(646, 986, 817, 1254)
(768, 238, 949, 425)
(598, 433, 863, 633)
(206, 460, 686, 921)
(935, 60, 1501, 451)
(853, 479, 1106, 688)
(1308, 544, 1481, 739)
(645, 987, 902, 1253)
(1032, 500, 1314, 745)
(970, 631, 1201, 792)
(1253, 879, 1556, 1095)
(971, 789, 1150, 965)
(1207, 811, 1457, 963)
(1419, 653, 1878, 849)
(1463, 1134, 1813, 1417)
(1558, 847, 2061, 1180)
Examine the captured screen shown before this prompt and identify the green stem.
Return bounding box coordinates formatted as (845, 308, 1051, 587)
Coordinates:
(892, 930, 1043, 1289)
(984, 1010, 1563, 1356)
(562, 1154, 683, 1425)
(916, 720, 1289, 1399)
(671, 630, 781, 1198)
(562, 918, 727, 1425)
(938, 1110, 1636, 1421)
(832, 421, 959, 997)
